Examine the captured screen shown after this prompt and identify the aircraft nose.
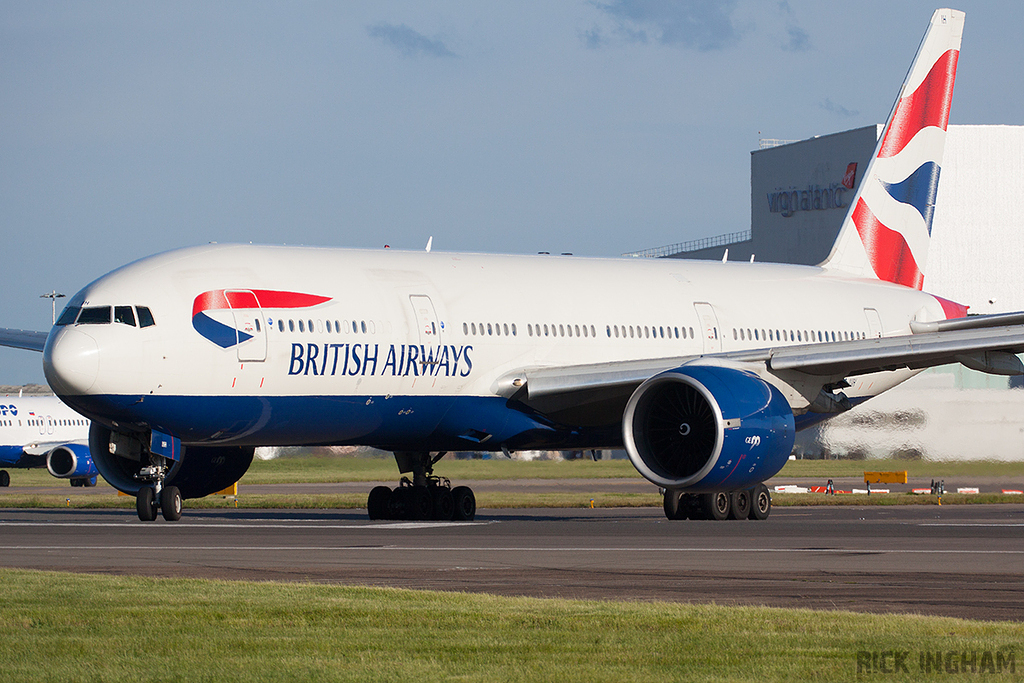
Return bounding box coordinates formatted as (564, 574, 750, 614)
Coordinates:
(43, 327, 99, 395)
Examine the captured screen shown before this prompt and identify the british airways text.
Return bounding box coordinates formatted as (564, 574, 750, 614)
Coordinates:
(288, 343, 473, 378)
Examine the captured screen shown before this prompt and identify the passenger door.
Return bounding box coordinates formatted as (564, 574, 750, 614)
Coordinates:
(693, 302, 722, 353)
(226, 290, 267, 362)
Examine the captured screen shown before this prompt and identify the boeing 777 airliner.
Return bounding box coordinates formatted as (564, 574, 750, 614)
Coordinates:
(2, 9, 1021, 523)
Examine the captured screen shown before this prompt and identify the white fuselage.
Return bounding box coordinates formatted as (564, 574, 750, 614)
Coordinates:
(43, 244, 948, 448)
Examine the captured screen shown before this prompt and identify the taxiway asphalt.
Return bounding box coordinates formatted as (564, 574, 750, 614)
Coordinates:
(1, 504, 1022, 621)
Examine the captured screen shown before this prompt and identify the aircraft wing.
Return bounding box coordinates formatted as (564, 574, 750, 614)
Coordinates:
(22, 440, 89, 456)
(766, 324, 1024, 378)
(516, 316, 1024, 421)
(0, 328, 48, 352)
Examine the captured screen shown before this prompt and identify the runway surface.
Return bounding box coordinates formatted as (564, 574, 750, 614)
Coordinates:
(2, 504, 1023, 621)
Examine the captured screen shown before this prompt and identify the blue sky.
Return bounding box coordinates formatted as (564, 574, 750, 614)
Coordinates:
(2, 1, 1021, 385)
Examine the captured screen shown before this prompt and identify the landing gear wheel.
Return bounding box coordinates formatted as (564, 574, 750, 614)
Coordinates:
(663, 490, 686, 520)
(388, 486, 410, 519)
(749, 484, 771, 521)
(136, 486, 157, 522)
(432, 486, 455, 521)
(367, 486, 392, 520)
(702, 492, 731, 521)
(160, 485, 182, 522)
(451, 486, 476, 521)
(408, 486, 433, 520)
(729, 490, 751, 520)
(0, 470, 9, 487)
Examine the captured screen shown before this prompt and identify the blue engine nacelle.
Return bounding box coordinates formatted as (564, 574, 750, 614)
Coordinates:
(45, 443, 98, 479)
(622, 364, 795, 492)
(89, 423, 254, 499)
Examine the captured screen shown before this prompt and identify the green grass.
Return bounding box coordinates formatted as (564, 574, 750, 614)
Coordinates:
(241, 455, 1024, 483)
(8, 456, 1024, 490)
(6, 456, 1024, 512)
(1, 568, 1021, 682)
(240, 455, 644, 484)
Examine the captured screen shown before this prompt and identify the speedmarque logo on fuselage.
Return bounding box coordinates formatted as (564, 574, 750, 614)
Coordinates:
(192, 289, 332, 348)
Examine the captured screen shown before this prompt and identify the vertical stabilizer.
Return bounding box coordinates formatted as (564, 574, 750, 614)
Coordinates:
(820, 9, 964, 289)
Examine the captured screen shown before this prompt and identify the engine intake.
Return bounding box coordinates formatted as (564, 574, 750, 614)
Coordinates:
(45, 443, 97, 479)
(623, 364, 794, 492)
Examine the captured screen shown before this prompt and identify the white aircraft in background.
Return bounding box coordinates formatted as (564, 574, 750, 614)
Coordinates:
(0, 394, 97, 487)
(1, 9, 1021, 523)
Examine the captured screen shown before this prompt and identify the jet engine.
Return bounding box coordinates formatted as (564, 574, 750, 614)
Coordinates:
(623, 364, 794, 492)
(89, 423, 254, 499)
(45, 443, 98, 480)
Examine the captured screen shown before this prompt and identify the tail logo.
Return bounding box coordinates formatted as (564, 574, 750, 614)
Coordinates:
(192, 289, 332, 348)
(852, 44, 959, 290)
(823, 9, 963, 291)
(842, 163, 857, 190)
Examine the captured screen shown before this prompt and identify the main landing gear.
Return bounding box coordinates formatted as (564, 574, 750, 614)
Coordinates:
(133, 459, 182, 522)
(367, 451, 476, 521)
(663, 483, 772, 521)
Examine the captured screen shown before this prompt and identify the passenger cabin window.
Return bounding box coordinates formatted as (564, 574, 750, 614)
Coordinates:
(136, 306, 156, 327)
(77, 306, 112, 325)
(114, 306, 136, 326)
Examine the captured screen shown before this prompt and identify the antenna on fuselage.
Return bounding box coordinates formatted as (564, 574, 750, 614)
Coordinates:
(721, 249, 729, 263)
(425, 236, 433, 252)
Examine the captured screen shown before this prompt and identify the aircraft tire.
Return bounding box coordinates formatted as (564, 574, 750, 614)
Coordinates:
(0, 470, 9, 487)
(749, 484, 771, 520)
(388, 487, 409, 519)
(663, 490, 686, 520)
(432, 486, 455, 521)
(702, 492, 731, 521)
(451, 486, 476, 521)
(409, 487, 433, 521)
(136, 486, 157, 522)
(161, 486, 182, 522)
(367, 486, 392, 520)
(729, 490, 752, 520)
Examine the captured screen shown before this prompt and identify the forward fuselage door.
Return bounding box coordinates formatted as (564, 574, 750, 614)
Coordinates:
(693, 302, 722, 354)
(408, 295, 442, 377)
(864, 308, 883, 339)
(226, 290, 267, 362)
(409, 295, 441, 345)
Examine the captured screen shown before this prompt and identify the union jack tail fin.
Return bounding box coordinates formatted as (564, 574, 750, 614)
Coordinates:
(821, 8, 964, 290)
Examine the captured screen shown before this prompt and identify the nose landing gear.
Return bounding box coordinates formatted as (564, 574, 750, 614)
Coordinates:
(367, 451, 476, 521)
(133, 458, 182, 522)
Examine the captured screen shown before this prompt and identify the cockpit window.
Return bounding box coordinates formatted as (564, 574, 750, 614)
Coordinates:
(114, 306, 136, 326)
(76, 306, 112, 325)
(136, 306, 156, 328)
(55, 306, 81, 326)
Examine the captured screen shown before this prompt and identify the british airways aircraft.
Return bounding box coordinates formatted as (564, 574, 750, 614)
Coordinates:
(2, 9, 1022, 523)
(0, 394, 97, 487)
